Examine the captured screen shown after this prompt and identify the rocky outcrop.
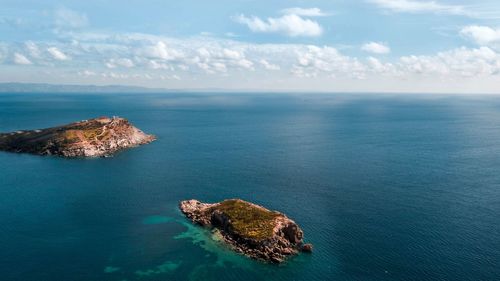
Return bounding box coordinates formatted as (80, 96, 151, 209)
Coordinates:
(179, 199, 312, 263)
(0, 116, 155, 157)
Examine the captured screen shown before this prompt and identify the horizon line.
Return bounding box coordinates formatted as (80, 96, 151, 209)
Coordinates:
(1, 82, 500, 96)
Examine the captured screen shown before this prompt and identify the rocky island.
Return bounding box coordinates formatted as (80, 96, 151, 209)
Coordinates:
(179, 199, 312, 263)
(0, 116, 155, 157)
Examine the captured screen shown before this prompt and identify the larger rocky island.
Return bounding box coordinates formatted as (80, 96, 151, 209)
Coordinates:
(180, 199, 312, 263)
(0, 117, 155, 157)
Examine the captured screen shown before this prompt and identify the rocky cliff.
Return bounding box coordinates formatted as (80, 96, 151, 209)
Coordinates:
(179, 199, 312, 263)
(0, 117, 155, 157)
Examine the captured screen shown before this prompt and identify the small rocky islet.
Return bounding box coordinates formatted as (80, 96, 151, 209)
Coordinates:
(0, 116, 155, 157)
(180, 199, 312, 263)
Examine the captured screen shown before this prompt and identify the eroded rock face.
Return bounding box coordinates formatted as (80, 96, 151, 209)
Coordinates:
(179, 199, 312, 263)
(0, 117, 155, 157)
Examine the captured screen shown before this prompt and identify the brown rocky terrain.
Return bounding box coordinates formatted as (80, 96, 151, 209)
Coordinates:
(179, 199, 312, 263)
(0, 116, 155, 157)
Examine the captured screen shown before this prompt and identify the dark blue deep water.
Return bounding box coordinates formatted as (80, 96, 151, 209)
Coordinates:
(1, 93, 499, 281)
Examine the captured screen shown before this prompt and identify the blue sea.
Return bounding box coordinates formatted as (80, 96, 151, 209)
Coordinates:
(0, 93, 499, 281)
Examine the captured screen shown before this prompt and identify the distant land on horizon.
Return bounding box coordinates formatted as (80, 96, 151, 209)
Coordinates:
(0, 83, 362, 94)
(0, 83, 280, 94)
(0, 83, 321, 94)
(0, 83, 187, 94)
(0, 83, 364, 94)
(0, 83, 326, 94)
(1, 83, 500, 95)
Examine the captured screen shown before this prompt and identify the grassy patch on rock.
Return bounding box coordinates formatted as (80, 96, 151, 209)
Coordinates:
(210, 199, 279, 240)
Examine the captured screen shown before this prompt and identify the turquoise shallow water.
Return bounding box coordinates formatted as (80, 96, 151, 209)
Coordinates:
(0, 93, 499, 281)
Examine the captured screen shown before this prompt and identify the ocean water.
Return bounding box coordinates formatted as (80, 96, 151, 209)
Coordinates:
(0, 93, 499, 281)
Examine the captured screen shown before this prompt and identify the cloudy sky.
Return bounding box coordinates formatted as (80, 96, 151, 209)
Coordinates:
(2, 0, 500, 93)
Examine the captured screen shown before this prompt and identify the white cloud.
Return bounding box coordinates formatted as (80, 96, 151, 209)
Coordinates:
(13, 53, 32, 65)
(368, 0, 470, 16)
(280, 7, 329, 17)
(78, 70, 97, 77)
(362, 42, 391, 54)
(292, 45, 366, 78)
(367, 57, 396, 73)
(235, 59, 254, 70)
(191, 47, 254, 73)
(235, 14, 323, 37)
(289, 44, 500, 79)
(106, 58, 135, 68)
(102, 72, 130, 79)
(6, 29, 500, 92)
(47, 47, 69, 60)
(461, 25, 500, 45)
(54, 8, 88, 29)
(145, 60, 172, 70)
(212, 62, 227, 72)
(25, 41, 41, 58)
(399, 47, 500, 77)
(259, 59, 280, 70)
(139, 41, 183, 60)
(222, 48, 243, 60)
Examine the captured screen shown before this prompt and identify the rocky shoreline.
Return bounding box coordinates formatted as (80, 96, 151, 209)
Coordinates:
(0, 116, 155, 157)
(179, 199, 312, 263)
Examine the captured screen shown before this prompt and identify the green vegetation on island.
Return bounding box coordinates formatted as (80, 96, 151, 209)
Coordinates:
(209, 199, 280, 240)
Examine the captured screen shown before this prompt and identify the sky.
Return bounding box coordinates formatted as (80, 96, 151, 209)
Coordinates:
(1, 0, 500, 93)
